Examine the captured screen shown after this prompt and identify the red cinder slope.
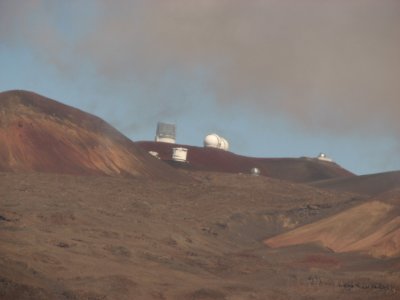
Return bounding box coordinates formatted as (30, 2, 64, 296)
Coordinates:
(136, 141, 354, 182)
(0, 90, 175, 177)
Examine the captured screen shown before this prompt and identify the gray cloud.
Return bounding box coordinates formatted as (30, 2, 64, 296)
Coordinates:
(2, 0, 400, 137)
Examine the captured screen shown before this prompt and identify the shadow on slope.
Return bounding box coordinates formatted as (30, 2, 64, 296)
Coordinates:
(311, 170, 400, 196)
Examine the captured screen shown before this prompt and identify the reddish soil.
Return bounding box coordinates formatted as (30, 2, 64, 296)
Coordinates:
(1, 90, 399, 299)
(137, 141, 354, 183)
(0, 90, 179, 179)
(1, 171, 399, 300)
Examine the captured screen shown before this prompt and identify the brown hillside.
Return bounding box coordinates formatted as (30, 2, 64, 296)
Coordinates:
(265, 199, 400, 258)
(2, 171, 398, 300)
(0, 90, 175, 178)
(137, 141, 354, 182)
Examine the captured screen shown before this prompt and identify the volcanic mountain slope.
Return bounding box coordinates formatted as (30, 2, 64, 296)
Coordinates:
(137, 141, 354, 182)
(265, 197, 400, 258)
(1, 171, 399, 300)
(311, 170, 400, 196)
(0, 90, 175, 178)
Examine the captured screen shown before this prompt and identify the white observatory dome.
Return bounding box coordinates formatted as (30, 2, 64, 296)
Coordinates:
(220, 137, 229, 151)
(251, 167, 260, 176)
(204, 134, 221, 148)
(204, 134, 229, 151)
(317, 152, 333, 162)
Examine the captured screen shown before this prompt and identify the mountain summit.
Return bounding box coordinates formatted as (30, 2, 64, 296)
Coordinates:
(0, 90, 173, 177)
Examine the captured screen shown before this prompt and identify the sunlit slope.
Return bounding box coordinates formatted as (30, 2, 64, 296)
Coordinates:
(265, 200, 400, 258)
(0, 90, 174, 178)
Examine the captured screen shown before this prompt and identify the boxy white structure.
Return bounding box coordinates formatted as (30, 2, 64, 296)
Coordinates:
(155, 122, 176, 144)
(172, 147, 188, 162)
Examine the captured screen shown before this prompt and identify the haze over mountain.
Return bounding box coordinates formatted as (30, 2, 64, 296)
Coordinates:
(1, 1, 400, 298)
(1, 1, 400, 174)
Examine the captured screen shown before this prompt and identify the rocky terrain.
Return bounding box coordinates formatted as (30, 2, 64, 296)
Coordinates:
(0, 90, 399, 299)
(2, 171, 399, 300)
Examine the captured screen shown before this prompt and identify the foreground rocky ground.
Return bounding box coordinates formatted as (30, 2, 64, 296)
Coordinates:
(1, 170, 399, 299)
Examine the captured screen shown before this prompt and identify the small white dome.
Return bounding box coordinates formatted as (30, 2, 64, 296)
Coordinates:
(204, 134, 229, 151)
(251, 167, 260, 176)
(204, 134, 222, 148)
(317, 152, 333, 162)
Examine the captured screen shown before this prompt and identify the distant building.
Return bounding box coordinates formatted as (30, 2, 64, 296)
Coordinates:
(203, 133, 229, 151)
(172, 147, 188, 162)
(317, 153, 333, 162)
(155, 122, 176, 144)
(251, 167, 261, 176)
(148, 151, 160, 159)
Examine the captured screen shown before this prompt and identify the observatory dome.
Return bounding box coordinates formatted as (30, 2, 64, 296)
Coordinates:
(251, 167, 261, 176)
(317, 153, 333, 162)
(204, 134, 220, 148)
(220, 137, 229, 151)
(204, 134, 229, 151)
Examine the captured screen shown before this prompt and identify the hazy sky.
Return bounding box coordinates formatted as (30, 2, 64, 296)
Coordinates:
(1, 0, 399, 175)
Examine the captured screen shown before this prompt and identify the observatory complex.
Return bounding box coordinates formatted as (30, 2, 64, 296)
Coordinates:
(152, 122, 230, 164)
(135, 122, 349, 181)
